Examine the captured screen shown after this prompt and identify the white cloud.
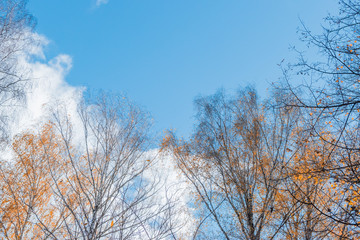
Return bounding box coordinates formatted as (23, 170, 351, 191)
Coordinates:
(9, 33, 84, 138)
(96, 0, 109, 7)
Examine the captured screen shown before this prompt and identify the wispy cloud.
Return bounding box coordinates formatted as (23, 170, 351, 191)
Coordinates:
(95, 0, 109, 7)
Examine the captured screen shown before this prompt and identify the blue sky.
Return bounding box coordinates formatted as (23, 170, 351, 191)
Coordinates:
(28, 0, 339, 137)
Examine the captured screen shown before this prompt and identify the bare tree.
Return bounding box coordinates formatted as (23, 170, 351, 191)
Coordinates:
(0, 0, 35, 141)
(162, 88, 308, 240)
(0, 1, 37, 238)
(0, 94, 180, 239)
